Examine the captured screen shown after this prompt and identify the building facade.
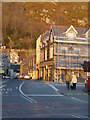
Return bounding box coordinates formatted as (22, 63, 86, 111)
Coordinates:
(36, 31, 54, 81)
(36, 25, 89, 82)
(0, 54, 10, 75)
(28, 56, 36, 79)
(20, 52, 36, 79)
(36, 35, 41, 79)
(9, 50, 20, 64)
(10, 64, 20, 78)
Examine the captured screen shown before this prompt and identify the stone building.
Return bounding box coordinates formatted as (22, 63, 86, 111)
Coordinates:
(36, 25, 89, 81)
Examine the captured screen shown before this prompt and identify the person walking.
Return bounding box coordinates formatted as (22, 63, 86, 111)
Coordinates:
(72, 72, 77, 90)
(65, 72, 72, 90)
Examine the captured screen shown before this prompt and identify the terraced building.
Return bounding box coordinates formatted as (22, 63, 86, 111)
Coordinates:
(36, 25, 89, 82)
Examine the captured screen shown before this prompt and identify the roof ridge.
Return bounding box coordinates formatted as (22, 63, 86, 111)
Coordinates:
(51, 25, 67, 28)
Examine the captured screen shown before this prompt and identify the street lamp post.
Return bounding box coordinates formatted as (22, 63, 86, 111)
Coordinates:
(46, 65, 48, 81)
(69, 45, 73, 73)
(78, 54, 80, 80)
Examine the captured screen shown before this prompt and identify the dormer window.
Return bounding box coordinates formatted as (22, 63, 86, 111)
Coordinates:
(63, 25, 77, 40)
(68, 33, 74, 40)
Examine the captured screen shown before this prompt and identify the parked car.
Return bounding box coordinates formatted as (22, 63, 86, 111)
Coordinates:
(3, 75, 10, 79)
(24, 74, 30, 80)
(13, 76, 18, 79)
(18, 74, 24, 80)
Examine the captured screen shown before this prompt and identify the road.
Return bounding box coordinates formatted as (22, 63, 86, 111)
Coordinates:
(0, 79, 89, 119)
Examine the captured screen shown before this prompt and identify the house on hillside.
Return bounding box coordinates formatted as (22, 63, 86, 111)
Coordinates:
(36, 31, 52, 80)
(36, 35, 41, 79)
(36, 25, 89, 82)
(28, 55, 36, 79)
(20, 52, 36, 79)
(1, 46, 6, 49)
(9, 50, 20, 64)
(0, 54, 10, 76)
(10, 64, 20, 78)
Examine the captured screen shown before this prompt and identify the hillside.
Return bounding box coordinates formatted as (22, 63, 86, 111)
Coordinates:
(2, 2, 88, 49)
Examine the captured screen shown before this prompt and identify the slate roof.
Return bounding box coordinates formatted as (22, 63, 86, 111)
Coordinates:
(51, 26, 66, 37)
(41, 31, 50, 41)
(76, 28, 88, 38)
(51, 25, 88, 38)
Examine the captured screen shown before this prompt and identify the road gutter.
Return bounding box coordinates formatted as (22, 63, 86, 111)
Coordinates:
(72, 115, 81, 118)
(72, 114, 89, 119)
(45, 82, 88, 104)
(45, 82, 61, 94)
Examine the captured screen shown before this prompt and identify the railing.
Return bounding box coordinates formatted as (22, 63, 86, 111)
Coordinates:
(56, 37, 88, 42)
(55, 50, 88, 55)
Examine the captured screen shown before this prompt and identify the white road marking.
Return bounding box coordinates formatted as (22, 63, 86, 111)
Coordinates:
(16, 87, 18, 89)
(0, 85, 6, 89)
(26, 94, 63, 97)
(7, 88, 9, 91)
(10, 88, 12, 91)
(72, 115, 81, 118)
(72, 97, 88, 104)
(72, 114, 89, 119)
(20, 94, 33, 103)
(45, 82, 59, 94)
(78, 115, 88, 118)
(19, 82, 37, 103)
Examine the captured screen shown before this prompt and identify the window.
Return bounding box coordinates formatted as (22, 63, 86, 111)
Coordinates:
(56, 43, 58, 53)
(15, 56, 17, 63)
(41, 51, 44, 62)
(56, 37, 58, 40)
(50, 46, 53, 58)
(64, 56, 67, 59)
(68, 33, 74, 40)
(45, 48, 47, 60)
(40, 42, 43, 48)
(50, 33, 53, 43)
(10, 60, 12, 63)
(61, 47, 67, 54)
(74, 48, 80, 54)
(75, 50, 79, 54)
(61, 50, 66, 54)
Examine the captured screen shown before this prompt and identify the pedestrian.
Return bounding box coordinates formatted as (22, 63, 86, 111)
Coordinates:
(71, 72, 77, 90)
(65, 72, 72, 90)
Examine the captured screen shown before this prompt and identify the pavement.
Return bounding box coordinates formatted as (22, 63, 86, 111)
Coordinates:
(49, 82, 88, 96)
